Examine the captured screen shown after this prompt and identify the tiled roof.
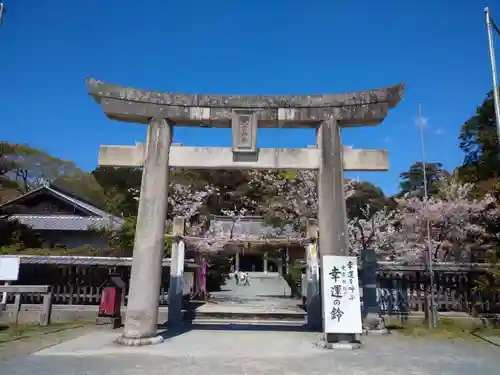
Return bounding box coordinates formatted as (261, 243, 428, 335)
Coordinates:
(2, 255, 198, 269)
(9, 215, 123, 231)
(1, 185, 125, 232)
(44, 186, 111, 217)
(209, 215, 299, 238)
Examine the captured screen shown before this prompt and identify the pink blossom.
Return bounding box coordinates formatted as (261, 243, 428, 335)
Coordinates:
(381, 179, 497, 263)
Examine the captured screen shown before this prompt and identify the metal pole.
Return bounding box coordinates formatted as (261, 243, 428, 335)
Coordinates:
(418, 103, 437, 329)
(485, 7, 500, 143)
(0, 3, 5, 28)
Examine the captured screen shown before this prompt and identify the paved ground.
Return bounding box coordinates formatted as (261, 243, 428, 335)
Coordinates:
(2, 276, 498, 374)
(0, 325, 99, 362)
(1, 326, 499, 374)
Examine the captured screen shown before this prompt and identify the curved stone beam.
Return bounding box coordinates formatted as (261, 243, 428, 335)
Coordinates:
(86, 78, 404, 109)
(86, 78, 404, 127)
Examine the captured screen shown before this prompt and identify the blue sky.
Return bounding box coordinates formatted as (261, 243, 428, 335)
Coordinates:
(0, 0, 497, 195)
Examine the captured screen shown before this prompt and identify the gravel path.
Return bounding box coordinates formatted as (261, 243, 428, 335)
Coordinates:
(1, 326, 499, 375)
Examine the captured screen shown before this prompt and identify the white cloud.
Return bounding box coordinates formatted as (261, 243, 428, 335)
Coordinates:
(414, 116, 429, 128)
(435, 127, 446, 136)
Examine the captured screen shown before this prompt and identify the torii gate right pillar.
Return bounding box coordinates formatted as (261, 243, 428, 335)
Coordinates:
(314, 89, 407, 346)
(317, 118, 356, 346)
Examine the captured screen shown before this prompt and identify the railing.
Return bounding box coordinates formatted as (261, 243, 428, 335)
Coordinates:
(301, 262, 500, 315)
(376, 268, 499, 315)
(3, 259, 499, 315)
(2, 260, 195, 306)
(0, 285, 52, 325)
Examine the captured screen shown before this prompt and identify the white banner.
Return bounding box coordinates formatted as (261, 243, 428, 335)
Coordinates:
(321, 255, 362, 334)
(174, 240, 185, 294)
(306, 243, 319, 282)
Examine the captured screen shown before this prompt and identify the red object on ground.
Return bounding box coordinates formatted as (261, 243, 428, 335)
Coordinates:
(98, 286, 121, 317)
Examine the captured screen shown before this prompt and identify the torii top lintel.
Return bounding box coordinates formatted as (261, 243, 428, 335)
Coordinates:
(85, 78, 405, 128)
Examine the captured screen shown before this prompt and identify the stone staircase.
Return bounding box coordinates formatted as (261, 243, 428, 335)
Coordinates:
(220, 272, 291, 298)
(186, 273, 306, 326)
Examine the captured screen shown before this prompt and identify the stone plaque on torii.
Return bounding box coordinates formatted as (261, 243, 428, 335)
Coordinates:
(85, 78, 404, 347)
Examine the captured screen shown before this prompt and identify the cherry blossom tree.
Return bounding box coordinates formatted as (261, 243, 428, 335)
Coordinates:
(346, 177, 500, 263)
(129, 183, 214, 220)
(127, 170, 361, 252)
(129, 181, 216, 237)
(384, 178, 496, 263)
(128, 171, 495, 264)
(127, 171, 497, 265)
(247, 170, 396, 258)
(348, 205, 399, 258)
(248, 170, 356, 232)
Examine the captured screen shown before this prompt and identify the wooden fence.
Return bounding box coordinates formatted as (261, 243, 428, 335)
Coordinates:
(375, 263, 499, 315)
(3, 258, 500, 315)
(298, 262, 500, 316)
(3, 257, 197, 306)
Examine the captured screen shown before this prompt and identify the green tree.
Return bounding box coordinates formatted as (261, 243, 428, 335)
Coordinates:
(457, 90, 499, 196)
(346, 180, 397, 219)
(187, 169, 260, 216)
(53, 173, 108, 209)
(91, 167, 142, 216)
(399, 162, 449, 198)
(0, 202, 43, 249)
(0, 142, 16, 185)
(0, 142, 20, 202)
(3, 143, 82, 193)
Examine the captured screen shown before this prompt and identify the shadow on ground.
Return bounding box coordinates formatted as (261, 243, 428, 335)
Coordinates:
(471, 331, 500, 347)
(158, 322, 311, 340)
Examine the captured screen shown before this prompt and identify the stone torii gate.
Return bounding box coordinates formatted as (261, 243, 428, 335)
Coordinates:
(85, 78, 404, 346)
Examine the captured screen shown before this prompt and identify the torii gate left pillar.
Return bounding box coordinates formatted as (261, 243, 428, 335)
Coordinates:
(86, 78, 404, 346)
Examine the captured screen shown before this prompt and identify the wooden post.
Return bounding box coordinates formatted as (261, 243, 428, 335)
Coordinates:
(40, 290, 52, 326)
(306, 218, 321, 331)
(285, 248, 290, 274)
(361, 248, 386, 333)
(1, 281, 10, 310)
(235, 251, 240, 271)
(13, 293, 21, 326)
(168, 216, 186, 328)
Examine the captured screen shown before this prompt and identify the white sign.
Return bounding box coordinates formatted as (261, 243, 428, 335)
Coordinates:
(321, 255, 362, 334)
(0, 257, 20, 281)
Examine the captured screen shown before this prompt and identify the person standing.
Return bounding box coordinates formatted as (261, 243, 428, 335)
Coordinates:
(243, 272, 250, 286)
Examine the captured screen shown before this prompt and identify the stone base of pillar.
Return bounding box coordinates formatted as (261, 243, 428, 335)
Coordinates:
(114, 335, 164, 346)
(362, 313, 388, 335)
(362, 328, 388, 335)
(306, 295, 322, 332)
(315, 333, 362, 350)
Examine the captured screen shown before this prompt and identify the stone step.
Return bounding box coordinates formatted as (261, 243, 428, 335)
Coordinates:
(184, 310, 306, 322)
(237, 272, 282, 279)
(188, 318, 307, 326)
